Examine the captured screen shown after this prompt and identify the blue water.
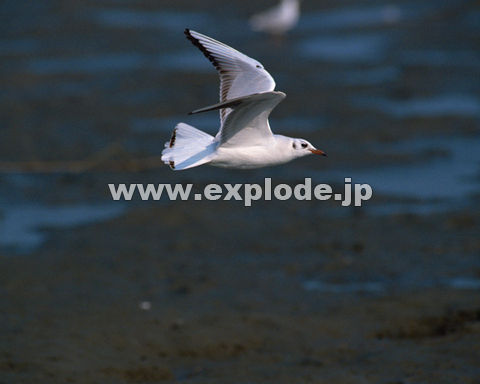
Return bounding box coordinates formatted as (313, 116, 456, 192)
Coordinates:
(0, 39, 40, 55)
(329, 66, 400, 86)
(302, 276, 480, 294)
(130, 115, 327, 134)
(299, 4, 406, 31)
(314, 135, 480, 202)
(353, 94, 480, 118)
(92, 9, 210, 31)
(299, 34, 389, 63)
(27, 51, 210, 75)
(399, 50, 480, 68)
(0, 204, 125, 253)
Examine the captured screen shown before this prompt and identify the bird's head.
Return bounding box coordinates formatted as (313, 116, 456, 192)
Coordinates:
(290, 138, 327, 158)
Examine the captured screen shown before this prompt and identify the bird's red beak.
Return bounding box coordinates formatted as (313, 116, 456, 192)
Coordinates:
(309, 148, 327, 157)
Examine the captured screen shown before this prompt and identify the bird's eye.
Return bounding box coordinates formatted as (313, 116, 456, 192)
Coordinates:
(301, 143, 308, 148)
(256, 65, 262, 69)
(292, 143, 297, 149)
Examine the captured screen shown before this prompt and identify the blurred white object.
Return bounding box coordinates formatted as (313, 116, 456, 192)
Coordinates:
(139, 301, 151, 310)
(250, 0, 300, 35)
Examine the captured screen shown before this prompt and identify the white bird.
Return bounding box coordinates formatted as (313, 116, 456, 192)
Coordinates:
(249, 0, 300, 36)
(161, 29, 326, 171)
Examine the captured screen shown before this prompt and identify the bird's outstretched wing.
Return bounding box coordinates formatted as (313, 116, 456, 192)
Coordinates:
(185, 29, 276, 125)
(189, 91, 286, 147)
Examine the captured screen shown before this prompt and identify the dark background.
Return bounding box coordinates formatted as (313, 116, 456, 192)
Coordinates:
(1, 0, 479, 383)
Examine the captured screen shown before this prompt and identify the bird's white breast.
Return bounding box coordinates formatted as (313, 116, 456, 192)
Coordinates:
(210, 138, 293, 169)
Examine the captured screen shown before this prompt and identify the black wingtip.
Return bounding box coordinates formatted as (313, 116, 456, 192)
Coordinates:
(169, 128, 177, 148)
(187, 111, 193, 115)
(183, 28, 221, 72)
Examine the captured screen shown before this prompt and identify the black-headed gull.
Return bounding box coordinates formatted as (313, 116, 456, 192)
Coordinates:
(161, 29, 325, 171)
(249, 0, 300, 36)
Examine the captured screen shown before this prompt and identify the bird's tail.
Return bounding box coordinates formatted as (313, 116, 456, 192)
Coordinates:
(161, 123, 215, 170)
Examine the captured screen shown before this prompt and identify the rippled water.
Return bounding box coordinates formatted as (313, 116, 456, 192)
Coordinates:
(92, 9, 211, 30)
(299, 34, 389, 63)
(302, 276, 480, 294)
(0, 204, 125, 252)
(353, 94, 480, 118)
(349, 135, 480, 199)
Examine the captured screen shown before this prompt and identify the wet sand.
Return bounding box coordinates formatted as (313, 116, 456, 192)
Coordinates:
(2, 201, 480, 383)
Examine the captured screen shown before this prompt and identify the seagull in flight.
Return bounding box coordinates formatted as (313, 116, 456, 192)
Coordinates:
(250, 0, 300, 36)
(161, 29, 326, 170)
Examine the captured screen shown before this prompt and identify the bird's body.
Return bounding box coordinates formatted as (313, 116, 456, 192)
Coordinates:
(211, 135, 303, 169)
(250, 0, 300, 35)
(161, 29, 325, 171)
